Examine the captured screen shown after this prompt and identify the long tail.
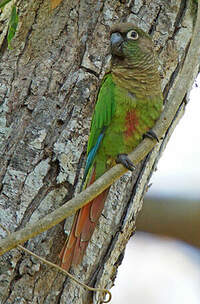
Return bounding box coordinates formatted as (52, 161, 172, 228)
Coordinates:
(59, 171, 110, 270)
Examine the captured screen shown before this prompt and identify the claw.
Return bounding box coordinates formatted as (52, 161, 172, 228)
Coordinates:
(116, 154, 135, 171)
(143, 130, 159, 142)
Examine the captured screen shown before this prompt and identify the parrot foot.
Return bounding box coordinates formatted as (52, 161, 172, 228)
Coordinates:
(116, 154, 135, 171)
(143, 130, 159, 142)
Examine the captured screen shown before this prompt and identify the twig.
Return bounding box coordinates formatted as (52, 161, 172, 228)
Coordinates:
(0, 223, 111, 303)
(0, 1, 200, 262)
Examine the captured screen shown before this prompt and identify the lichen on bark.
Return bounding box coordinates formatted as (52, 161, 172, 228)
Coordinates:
(0, 0, 198, 303)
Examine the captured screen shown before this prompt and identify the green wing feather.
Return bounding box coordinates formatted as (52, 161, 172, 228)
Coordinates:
(87, 73, 116, 153)
(81, 73, 116, 188)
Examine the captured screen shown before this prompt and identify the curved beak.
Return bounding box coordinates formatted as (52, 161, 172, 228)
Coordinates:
(110, 32, 124, 57)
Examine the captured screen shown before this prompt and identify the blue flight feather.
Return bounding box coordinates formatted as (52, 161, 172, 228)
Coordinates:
(80, 131, 105, 191)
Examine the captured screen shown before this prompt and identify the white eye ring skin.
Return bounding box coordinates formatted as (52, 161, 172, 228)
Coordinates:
(127, 30, 139, 40)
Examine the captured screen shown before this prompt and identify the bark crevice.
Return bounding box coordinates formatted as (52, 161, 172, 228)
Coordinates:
(0, 0, 198, 303)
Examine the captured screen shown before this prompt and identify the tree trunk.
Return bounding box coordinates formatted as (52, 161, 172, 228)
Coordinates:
(0, 0, 198, 303)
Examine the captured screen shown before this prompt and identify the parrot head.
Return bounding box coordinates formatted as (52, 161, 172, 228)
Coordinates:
(110, 23, 155, 62)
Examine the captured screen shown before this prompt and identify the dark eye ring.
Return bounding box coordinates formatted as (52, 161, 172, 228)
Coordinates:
(127, 30, 139, 40)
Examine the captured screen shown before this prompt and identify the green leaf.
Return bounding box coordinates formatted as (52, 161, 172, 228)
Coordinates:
(0, 0, 12, 9)
(7, 5, 18, 49)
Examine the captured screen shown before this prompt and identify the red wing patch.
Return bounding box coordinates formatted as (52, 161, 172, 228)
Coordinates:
(125, 109, 139, 138)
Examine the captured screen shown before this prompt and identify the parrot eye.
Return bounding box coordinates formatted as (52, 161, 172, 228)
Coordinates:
(127, 30, 139, 40)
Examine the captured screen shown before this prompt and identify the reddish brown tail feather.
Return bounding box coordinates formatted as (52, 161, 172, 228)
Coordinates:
(59, 186, 110, 271)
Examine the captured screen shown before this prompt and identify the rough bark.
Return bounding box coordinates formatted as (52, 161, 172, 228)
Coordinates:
(0, 0, 198, 303)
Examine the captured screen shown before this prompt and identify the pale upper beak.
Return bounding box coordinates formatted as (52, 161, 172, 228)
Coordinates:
(110, 32, 124, 57)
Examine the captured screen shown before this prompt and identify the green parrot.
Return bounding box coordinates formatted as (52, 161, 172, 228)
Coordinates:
(59, 23, 163, 270)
